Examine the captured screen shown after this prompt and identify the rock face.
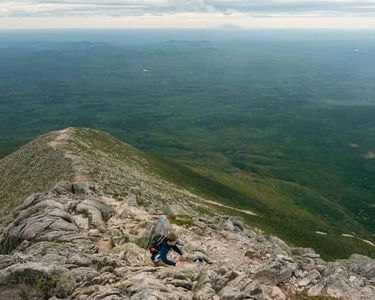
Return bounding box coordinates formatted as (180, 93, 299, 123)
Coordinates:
(0, 127, 373, 300)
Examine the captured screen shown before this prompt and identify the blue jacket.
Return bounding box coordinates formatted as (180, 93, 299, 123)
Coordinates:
(151, 238, 183, 266)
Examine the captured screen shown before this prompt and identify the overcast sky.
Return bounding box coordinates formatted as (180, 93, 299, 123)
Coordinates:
(1, 0, 375, 29)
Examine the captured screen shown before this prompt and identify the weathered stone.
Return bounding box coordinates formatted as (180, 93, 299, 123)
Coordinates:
(71, 267, 100, 282)
(271, 286, 286, 300)
(188, 252, 213, 264)
(0, 197, 82, 254)
(119, 272, 179, 300)
(346, 254, 375, 280)
(75, 199, 115, 233)
(218, 286, 244, 300)
(254, 258, 296, 285)
(164, 278, 193, 290)
(298, 269, 321, 287)
(228, 216, 245, 231)
(71, 182, 100, 196)
(164, 205, 190, 218)
(0, 262, 75, 298)
(113, 243, 152, 267)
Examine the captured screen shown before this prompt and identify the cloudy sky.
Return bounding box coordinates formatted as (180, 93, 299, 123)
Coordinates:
(1, 0, 375, 29)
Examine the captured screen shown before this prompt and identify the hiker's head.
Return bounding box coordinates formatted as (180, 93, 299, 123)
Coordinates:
(166, 232, 178, 246)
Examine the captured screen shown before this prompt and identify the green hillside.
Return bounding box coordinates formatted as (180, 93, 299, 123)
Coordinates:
(0, 31, 374, 260)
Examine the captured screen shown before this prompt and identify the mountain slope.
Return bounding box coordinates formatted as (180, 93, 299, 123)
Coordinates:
(0, 127, 374, 299)
(0, 127, 374, 259)
(0, 128, 74, 225)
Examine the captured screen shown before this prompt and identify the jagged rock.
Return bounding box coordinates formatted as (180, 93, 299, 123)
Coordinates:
(92, 272, 119, 285)
(298, 269, 321, 287)
(193, 269, 218, 299)
(71, 267, 100, 282)
(223, 272, 257, 298)
(110, 229, 129, 247)
(113, 243, 152, 267)
(71, 182, 100, 196)
(211, 216, 235, 231)
(344, 254, 375, 280)
(119, 272, 179, 299)
(308, 254, 375, 300)
(75, 199, 115, 233)
(87, 289, 125, 300)
(0, 196, 82, 254)
(17, 241, 95, 267)
(164, 278, 193, 290)
(0, 262, 75, 298)
(187, 252, 213, 264)
(0, 255, 17, 269)
(265, 236, 291, 256)
(228, 216, 244, 231)
(254, 257, 296, 285)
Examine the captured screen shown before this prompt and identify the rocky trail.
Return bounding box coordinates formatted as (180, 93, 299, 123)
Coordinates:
(0, 128, 374, 300)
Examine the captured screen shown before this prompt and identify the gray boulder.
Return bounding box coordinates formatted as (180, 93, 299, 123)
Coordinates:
(345, 254, 375, 280)
(254, 257, 297, 285)
(164, 204, 190, 218)
(75, 198, 115, 233)
(0, 262, 75, 298)
(0, 196, 82, 254)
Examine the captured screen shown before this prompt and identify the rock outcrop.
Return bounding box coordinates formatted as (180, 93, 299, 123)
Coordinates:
(0, 127, 373, 299)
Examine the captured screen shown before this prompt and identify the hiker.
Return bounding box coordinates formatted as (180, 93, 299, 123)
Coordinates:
(150, 232, 186, 266)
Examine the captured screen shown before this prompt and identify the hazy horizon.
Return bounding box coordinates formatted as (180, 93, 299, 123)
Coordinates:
(1, 0, 375, 29)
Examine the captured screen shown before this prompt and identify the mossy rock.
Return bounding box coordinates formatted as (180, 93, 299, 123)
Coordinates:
(0, 263, 76, 298)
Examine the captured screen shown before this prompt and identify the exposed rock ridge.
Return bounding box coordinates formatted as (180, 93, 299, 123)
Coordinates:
(0, 128, 373, 300)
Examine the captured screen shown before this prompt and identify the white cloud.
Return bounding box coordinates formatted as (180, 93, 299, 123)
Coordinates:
(0, 0, 216, 17)
(1, 0, 375, 28)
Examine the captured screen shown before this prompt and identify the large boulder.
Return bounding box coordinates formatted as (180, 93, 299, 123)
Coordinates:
(0, 262, 75, 298)
(344, 254, 375, 280)
(254, 257, 297, 285)
(74, 198, 115, 233)
(0, 194, 82, 254)
(308, 254, 375, 300)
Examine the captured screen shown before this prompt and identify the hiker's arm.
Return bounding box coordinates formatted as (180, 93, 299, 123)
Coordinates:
(172, 245, 183, 256)
(159, 245, 176, 266)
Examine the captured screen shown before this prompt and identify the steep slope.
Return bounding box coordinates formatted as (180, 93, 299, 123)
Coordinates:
(0, 128, 74, 226)
(0, 128, 374, 300)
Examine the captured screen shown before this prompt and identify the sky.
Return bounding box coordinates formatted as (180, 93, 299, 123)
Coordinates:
(1, 0, 375, 29)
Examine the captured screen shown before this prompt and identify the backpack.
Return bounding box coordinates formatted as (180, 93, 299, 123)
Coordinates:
(140, 215, 172, 250)
(149, 234, 166, 254)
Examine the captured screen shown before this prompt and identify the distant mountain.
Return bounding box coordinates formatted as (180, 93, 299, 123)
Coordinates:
(0, 127, 373, 299)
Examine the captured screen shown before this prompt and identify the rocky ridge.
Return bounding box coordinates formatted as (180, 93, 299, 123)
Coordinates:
(0, 127, 374, 300)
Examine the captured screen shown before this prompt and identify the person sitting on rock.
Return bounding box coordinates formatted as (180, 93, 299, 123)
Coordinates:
(150, 232, 185, 266)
